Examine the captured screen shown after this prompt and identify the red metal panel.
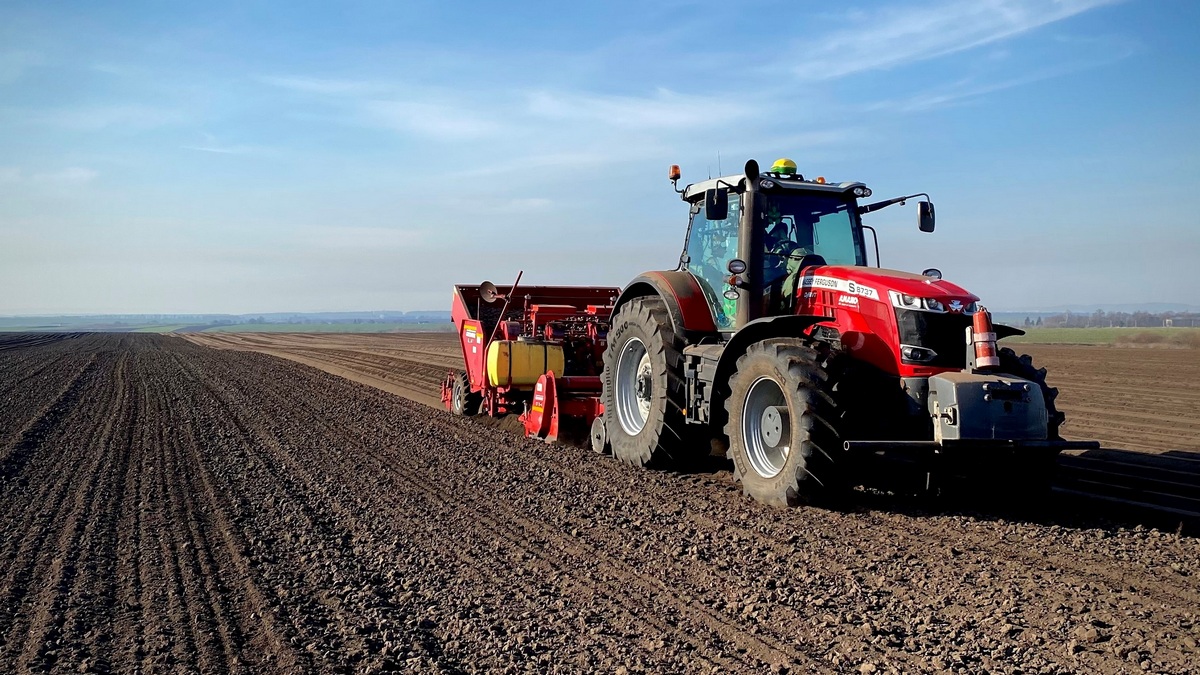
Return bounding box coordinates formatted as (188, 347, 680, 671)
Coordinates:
(523, 373, 555, 439)
(460, 319, 487, 390)
(522, 373, 604, 442)
(644, 271, 718, 333)
(616, 271, 719, 335)
(793, 265, 981, 378)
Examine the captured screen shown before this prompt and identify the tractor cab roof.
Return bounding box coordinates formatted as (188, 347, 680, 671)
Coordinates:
(682, 174, 869, 202)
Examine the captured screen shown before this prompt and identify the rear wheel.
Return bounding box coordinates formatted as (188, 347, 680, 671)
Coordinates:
(602, 297, 700, 468)
(449, 370, 481, 416)
(724, 338, 843, 506)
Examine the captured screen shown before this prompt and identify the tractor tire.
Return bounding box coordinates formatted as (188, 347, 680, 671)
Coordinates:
(602, 297, 699, 468)
(998, 347, 1065, 439)
(449, 370, 481, 416)
(724, 338, 843, 507)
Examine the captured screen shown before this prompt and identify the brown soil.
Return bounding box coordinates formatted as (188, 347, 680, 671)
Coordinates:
(185, 332, 460, 408)
(1021, 344, 1200, 453)
(2, 333, 1199, 674)
(188, 333, 1200, 455)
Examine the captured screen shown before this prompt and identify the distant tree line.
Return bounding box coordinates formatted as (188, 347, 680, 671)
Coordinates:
(1023, 311, 1200, 328)
(206, 316, 447, 326)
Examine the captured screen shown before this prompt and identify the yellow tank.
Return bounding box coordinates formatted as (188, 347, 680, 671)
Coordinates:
(486, 340, 565, 388)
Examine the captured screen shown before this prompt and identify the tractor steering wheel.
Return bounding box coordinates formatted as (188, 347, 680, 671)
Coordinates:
(765, 242, 811, 260)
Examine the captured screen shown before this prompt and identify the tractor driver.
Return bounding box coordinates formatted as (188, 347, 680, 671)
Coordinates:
(761, 204, 816, 313)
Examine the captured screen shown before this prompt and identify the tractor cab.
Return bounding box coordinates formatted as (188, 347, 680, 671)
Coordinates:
(678, 159, 874, 330)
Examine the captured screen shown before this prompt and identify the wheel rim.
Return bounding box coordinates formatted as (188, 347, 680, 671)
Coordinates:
(742, 376, 791, 479)
(452, 377, 464, 413)
(615, 337, 652, 435)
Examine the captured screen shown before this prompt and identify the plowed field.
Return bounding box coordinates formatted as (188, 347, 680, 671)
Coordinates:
(187, 333, 1200, 455)
(2, 333, 1199, 674)
(1020, 344, 1200, 454)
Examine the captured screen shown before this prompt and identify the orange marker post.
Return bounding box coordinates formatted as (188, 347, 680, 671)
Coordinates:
(972, 307, 1000, 369)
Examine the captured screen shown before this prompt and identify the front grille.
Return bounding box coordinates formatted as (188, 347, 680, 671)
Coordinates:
(894, 308, 971, 368)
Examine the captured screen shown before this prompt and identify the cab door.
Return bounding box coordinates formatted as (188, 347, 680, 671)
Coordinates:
(683, 194, 741, 330)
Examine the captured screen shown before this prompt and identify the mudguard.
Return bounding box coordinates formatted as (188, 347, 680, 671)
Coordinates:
(613, 271, 718, 338)
(709, 314, 830, 425)
(994, 323, 1026, 340)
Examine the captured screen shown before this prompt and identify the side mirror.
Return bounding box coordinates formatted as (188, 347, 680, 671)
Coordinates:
(705, 188, 729, 221)
(918, 201, 936, 232)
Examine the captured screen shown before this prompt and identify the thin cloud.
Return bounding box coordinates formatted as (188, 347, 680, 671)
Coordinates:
(0, 167, 99, 185)
(90, 62, 137, 77)
(0, 51, 43, 84)
(34, 167, 97, 184)
(450, 147, 672, 179)
(34, 105, 184, 130)
(259, 75, 503, 140)
(182, 144, 271, 155)
(300, 225, 427, 250)
(797, 0, 1125, 80)
(258, 75, 388, 96)
(361, 99, 500, 140)
(496, 198, 552, 213)
(866, 36, 1138, 112)
(527, 88, 752, 130)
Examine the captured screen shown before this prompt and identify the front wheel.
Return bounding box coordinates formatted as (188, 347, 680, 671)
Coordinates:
(724, 338, 843, 506)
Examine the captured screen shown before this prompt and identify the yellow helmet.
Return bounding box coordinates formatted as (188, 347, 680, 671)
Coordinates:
(771, 158, 797, 175)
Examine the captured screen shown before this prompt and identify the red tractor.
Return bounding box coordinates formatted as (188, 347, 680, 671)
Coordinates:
(444, 157, 1097, 505)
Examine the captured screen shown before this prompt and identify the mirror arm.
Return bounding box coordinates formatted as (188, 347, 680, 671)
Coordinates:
(860, 192, 930, 214)
(862, 225, 880, 267)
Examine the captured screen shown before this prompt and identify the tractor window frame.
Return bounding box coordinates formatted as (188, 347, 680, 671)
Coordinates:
(683, 193, 742, 330)
(756, 190, 868, 269)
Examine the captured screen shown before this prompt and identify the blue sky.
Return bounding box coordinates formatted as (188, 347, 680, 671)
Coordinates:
(1, 0, 1197, 314)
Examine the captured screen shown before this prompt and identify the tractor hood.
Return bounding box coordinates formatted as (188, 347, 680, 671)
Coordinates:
(805, 265, 980, 307)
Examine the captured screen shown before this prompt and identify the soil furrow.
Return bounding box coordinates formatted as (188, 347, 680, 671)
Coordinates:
(10, 349, 131, 671)
(183, 345, 769, 672)
(2, 334, 1197, 675)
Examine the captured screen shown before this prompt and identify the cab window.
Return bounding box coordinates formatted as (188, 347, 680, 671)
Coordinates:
(759, 193, 865, 313)
(685, 193, 740, 329)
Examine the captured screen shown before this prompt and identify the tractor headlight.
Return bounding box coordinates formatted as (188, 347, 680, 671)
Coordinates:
(901, 345, 938, 362)
(890, 291, 947, 313)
